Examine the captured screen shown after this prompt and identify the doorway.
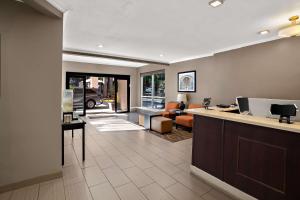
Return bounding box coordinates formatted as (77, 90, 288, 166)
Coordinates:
(66, 72, 130, 116)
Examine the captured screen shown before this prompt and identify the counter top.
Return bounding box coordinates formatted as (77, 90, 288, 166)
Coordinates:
(186, 108, 300, 133)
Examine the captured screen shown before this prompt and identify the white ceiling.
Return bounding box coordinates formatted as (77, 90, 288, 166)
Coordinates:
(63, 54, 147, 67)
(49, 0, 300, 64)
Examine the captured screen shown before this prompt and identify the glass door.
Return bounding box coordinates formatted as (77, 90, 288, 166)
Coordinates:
(66, 72, 130, 115)
(85, 76, 116, 114)
(116, 78, 130, 113)
(66, 75, 86, 116)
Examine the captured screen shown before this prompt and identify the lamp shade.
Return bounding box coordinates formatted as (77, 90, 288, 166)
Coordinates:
(177, 93, 187, 103)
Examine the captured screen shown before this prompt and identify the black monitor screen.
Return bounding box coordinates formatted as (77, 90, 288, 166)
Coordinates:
(237, 97, 249, 113)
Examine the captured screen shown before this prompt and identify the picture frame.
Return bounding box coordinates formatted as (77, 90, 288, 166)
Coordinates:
(177, 70, 196, 92)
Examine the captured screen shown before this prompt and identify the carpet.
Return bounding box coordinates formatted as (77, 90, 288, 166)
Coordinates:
(149, 127, 192, 143)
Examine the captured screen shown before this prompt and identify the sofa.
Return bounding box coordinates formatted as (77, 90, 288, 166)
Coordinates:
(175, 104, 202, 130)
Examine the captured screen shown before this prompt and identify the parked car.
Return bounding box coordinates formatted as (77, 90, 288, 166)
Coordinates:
(144, 87, 152, 94)
(73, 88, 103, 109)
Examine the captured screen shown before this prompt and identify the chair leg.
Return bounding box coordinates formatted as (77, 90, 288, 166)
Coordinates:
(175, 124, 178, 129)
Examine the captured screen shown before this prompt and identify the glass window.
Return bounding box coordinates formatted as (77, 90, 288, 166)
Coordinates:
(142, 75, 152, 96)
(154, 73, 165, 97)
(141, 71, 165, 109)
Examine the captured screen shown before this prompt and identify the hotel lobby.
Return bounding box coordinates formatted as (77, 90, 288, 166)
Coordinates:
(1, 0, 300, 200)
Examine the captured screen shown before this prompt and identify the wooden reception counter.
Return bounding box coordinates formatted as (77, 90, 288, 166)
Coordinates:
(186, 108, 300, 200)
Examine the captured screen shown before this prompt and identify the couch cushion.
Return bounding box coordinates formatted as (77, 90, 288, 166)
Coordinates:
(188, 104, 202, 109)
(166, 102, 179, 111)
(176, 115, 193, 128)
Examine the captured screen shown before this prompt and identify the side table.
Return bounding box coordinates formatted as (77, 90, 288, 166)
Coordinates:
(61, 119, 86, 165)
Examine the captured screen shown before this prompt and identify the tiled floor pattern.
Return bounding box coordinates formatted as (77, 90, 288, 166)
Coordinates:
(0, 115, 235, 200)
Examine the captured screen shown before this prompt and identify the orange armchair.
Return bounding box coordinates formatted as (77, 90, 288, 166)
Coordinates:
(175, 104, 202, 130)
(161, 102, 180, 119)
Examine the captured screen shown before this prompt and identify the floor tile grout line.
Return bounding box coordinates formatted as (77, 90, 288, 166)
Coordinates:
(71, 115, 234, 200)
(7, 190, 13, 200)
(36, 183, 40, 200)
(61, 177, 68, 200)
(91, 144, 163, 200)
(69, 138, 95, 200)
(165, 181, 207, 200)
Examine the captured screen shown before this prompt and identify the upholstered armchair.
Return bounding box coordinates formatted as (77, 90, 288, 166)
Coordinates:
(175, 103, 202, 129)
(161, 102, 180, 119)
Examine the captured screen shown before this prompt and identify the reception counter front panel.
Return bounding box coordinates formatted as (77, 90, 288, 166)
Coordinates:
(189, 109, 300, 200)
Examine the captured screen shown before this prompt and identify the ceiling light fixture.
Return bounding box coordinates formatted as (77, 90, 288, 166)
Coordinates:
(159, 54, 164, 57)
(97, 44, 104, 48)
(278, 15, 300, 37)
(209, 0, 224, 8)
(258, 30, 270, 35)
(15, 0, 24, 3)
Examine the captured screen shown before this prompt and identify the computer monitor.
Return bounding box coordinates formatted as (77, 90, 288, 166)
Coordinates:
(236, 97, 250, 114)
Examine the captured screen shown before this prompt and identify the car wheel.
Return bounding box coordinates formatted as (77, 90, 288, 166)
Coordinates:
(86, 100, 96, 109)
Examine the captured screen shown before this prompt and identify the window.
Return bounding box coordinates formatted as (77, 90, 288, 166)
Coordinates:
(141, 71, 165, 109)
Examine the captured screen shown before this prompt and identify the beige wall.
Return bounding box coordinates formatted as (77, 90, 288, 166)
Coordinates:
(138, 37, 300, 106)
(62, 61, 139, 107)
(0, 0, 63, 186)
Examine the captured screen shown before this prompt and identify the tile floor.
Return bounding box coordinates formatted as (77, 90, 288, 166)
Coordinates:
(0, 114, 235, 200)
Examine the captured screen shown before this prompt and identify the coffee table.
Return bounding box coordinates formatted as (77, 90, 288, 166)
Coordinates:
(136, 107, 163, 130)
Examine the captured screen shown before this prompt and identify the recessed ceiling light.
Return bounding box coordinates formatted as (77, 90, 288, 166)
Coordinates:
(159, 54, 164, 57)
(209, 0, 224, 8)
(258, 30, 270, 35)
(15, 0, 24, 3)
(97, 44, 104, 48)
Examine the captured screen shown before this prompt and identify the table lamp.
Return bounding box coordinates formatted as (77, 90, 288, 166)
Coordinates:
(177, 93, 187, 110)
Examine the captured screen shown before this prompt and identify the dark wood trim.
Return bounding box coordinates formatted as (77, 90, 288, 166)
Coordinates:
(193, 116, 300, 200)
(63, 50, 170, 66)
(221, 120, 225, 180)
(236, 136, 287, 194)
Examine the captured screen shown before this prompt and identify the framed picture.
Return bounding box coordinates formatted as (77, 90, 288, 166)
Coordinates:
(178, 70, 196, 92)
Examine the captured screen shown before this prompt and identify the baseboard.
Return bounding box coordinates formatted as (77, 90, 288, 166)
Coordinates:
(0, 171, 62, 194)
(190, 165, 257, 200)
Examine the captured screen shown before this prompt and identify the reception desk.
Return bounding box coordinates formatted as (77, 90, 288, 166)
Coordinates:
(186, 108, 300, 200)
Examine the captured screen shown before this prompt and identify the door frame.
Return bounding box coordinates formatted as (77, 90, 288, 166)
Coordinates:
(66, 72, 130, 115)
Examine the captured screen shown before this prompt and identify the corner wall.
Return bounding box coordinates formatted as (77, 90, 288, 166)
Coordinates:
(138, 37, 300, 105)
(62, 61, 139, 107)
(0, 0, 63, 186)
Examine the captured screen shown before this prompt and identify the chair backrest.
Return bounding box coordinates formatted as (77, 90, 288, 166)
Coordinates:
(165, 102, 179, 111)
(188, 104, 202, 109)
(187, 104, 202, 116)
